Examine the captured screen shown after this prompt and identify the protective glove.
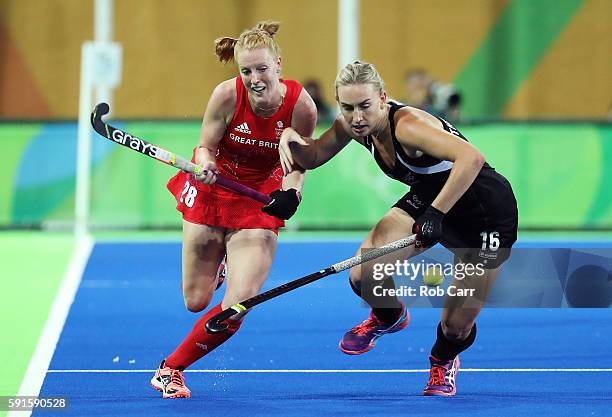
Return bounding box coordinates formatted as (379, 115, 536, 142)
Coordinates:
(412, 206, 444, 248)
(261, 189, 302, 220)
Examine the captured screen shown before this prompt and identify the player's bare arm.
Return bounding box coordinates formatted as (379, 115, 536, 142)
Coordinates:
(394, 110, 485, 214)
(195, 79, 237, 184)
(279, 115, 352, 175)
(281, 88, 317, 190)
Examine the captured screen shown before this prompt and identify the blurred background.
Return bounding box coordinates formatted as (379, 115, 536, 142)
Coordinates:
(1, 0, 611, 231)
(1, 1, 611, 408)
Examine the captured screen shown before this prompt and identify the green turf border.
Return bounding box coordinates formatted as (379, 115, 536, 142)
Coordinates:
(0, 232, 75, 409)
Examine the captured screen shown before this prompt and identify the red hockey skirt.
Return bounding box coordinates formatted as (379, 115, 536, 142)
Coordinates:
(167, 171, 283, 234)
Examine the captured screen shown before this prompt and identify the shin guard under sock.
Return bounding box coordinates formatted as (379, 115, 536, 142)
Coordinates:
(165, 303, 242, 370)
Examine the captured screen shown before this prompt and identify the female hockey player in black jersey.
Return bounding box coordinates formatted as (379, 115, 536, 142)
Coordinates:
(278, 61, 518, 397)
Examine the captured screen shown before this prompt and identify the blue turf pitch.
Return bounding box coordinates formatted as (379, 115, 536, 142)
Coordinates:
(35, 241, 612, 416)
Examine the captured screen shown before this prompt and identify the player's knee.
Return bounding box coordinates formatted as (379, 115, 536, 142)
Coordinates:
(349, 269, 362, 286)
(371, 236, 389, 249)
(441, 319, 473, 342)
(182, 275, 217, 312)
(184, 299, 208, 313)
(183, 292, 213, 313)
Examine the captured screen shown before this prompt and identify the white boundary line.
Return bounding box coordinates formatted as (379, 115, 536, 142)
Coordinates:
(8, 236, 93, 417)
(46, 368, 612, 373)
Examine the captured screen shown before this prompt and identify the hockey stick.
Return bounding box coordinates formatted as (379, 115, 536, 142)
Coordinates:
(90, 102, 272, 205)
(205, 234, 417, 333)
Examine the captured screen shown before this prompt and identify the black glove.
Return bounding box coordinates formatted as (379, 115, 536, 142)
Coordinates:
(261, 188, 302, 220)
(412, 206, 444, 248)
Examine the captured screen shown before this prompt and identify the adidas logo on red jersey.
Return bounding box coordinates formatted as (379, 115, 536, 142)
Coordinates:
(234, 122, 251, 134)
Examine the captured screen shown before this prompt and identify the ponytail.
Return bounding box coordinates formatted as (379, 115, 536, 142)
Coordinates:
(214, 37, 238, 64)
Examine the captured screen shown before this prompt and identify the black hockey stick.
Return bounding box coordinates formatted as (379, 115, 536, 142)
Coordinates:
(90, 102, 272, 204)
(205, 234, 417, 333)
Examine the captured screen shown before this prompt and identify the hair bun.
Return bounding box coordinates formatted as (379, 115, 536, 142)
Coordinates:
(256, 21, 280, 37)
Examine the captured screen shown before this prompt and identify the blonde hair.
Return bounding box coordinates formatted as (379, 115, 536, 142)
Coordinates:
(214, 21, 281, 64)
(335, 61, 385, 98)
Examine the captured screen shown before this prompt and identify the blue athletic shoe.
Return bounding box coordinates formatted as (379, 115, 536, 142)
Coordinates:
(339, 303, 409, 355)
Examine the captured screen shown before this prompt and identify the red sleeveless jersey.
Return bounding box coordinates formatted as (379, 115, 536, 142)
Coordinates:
(167, 77, 303, 231)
